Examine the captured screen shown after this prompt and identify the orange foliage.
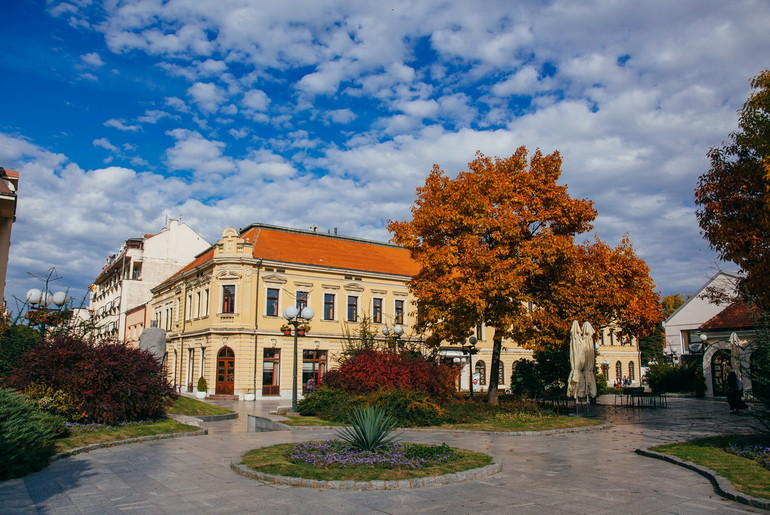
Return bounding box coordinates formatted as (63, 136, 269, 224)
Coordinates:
(695, 70, 770, 306)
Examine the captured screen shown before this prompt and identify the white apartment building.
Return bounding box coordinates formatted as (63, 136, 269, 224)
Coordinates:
(89, 219, 209, 341)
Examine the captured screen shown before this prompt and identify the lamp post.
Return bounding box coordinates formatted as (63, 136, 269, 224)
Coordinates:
(283, 305, 314, 412)
(382, 324, 404, 351)
(26, 284, 68, 339)
(460, 336, 478, 398)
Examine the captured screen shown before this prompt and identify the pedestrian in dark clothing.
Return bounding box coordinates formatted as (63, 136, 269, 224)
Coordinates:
(725, 368, 747, 412)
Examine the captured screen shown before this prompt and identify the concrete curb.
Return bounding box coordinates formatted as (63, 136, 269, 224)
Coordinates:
(635, 448, 770, 511)
(230, 456, 502, 490)
(53, 428, 208, 461)
(277, 420, 611, 436)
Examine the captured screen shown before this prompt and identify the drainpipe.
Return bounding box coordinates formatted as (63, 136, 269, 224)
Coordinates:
(253, 259, 263, 394)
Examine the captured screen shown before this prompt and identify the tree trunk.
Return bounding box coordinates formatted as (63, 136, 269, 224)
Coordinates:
(486, 329, 502, 405)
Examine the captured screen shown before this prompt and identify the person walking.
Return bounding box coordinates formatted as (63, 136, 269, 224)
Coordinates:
(725, 368, 747, 413)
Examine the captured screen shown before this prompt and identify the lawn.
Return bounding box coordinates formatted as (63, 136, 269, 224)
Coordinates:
(55, 418, 201, 452)
(240, 442, 492, 481)
(167, 395, 235, 416)
(53, 396, 226, 452)
(281, 415, 344, 427)
(651, 435, 770, 500)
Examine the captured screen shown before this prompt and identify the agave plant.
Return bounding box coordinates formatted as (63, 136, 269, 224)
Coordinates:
(334, 406, 401, 451)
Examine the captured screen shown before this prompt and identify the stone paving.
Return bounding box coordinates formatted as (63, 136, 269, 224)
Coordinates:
(1, 395, 766, 514)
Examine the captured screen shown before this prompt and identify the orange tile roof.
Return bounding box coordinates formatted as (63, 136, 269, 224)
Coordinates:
(176, 247, 215, 275)
(699, 302, 757, 330)
(243, 225, 419, 276)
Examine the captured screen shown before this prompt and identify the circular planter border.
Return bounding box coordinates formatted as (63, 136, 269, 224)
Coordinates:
(231, 457, 501, 490)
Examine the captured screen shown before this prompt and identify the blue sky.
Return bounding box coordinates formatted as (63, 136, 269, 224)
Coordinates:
(1, 0, 768, 308)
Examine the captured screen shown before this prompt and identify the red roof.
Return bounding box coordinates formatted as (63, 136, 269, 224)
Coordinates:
(700, 302, 757, 330)
(170, 225, 418, 280)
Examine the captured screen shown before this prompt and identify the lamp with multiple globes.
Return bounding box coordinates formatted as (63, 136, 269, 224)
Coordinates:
(283, 305, 315, 412)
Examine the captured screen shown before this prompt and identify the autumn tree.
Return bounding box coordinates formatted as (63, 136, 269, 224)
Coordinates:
(390, 148, 662, 404)
(389, 148, 597, 405)
(695, 70, 770, 307)
(661, 294, 687, 319)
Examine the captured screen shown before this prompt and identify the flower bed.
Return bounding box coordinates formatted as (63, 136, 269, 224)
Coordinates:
(727, 441, 770, 470)
(287, 441, 456, 469)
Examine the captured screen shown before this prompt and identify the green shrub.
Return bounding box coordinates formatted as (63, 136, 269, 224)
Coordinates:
(23, 382, 87, 422)
(366, 389, 445, 427)
(334, 406, 400, 451)
(595, 373, 609, 395)
(647, 361, 705, 394)
(0, 388, 66, 480)
(442, 398, 547, 424)
(509, 358, 543, 397)
(297, 386, 362, 422)
(197, 376, 207, 392)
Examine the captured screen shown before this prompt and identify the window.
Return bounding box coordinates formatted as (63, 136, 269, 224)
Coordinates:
(347, 296, 358, 322)
(394, 299, 404, 324)
(373, 298, 383, 323)
(296, 291, 308, 311)
(475, 324, 483, 340)
(203, 289, 209, 316)
(186, 294, 193, 320)
(615, 361, 622, 381)
(601, 362, 609, 378)
(498, 362, 505, 386)
(324, 293, 335, 320)
(628, 361, 635, 381)
(262, 349, 280, 394)
(195, 291, 201, 318)
(222, 285, 236, 314)
(303, 350, 327, 392)
(266, 288, 279, 316)
(475, 360, 486, 386)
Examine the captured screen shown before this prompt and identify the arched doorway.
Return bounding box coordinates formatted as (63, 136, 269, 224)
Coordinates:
(711, 349, 730, 396)
(216, 346, 235, 395)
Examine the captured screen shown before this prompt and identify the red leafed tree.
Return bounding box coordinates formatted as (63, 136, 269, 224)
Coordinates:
(389, 148, 597, 404)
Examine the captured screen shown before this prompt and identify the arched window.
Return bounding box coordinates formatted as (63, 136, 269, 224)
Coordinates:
(475, 360, 486, 386)
(498, 361, 505, 386)
(615, 361, 622, 381)
(601, 362, 609, 378)
(628, 361, 635, 381)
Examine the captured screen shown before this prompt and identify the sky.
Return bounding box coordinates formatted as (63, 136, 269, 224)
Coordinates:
(1, 0, 767, 310)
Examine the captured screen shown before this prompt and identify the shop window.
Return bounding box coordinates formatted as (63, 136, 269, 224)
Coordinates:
(303, 350, 327, 392)
(262, 348, 280, 396)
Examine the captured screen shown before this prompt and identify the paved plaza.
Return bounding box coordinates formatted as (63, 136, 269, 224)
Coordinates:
(1, 396, 766, 514)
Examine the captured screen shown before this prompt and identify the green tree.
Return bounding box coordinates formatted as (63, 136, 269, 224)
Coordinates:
(0, 324, 40, 381)
(695, 70, 770, 306)
(639, 321, 665, 366)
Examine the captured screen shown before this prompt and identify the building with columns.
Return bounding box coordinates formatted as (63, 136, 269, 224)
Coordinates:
(152, 223, 643, 399)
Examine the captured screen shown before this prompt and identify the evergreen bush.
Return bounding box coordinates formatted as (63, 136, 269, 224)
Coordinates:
(0, 388, 66, 480)
(509, 358, 543, 397)
(197, 376, 207, 392)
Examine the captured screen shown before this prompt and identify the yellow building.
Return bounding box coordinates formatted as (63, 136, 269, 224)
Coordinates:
(152, 223, 641, 399)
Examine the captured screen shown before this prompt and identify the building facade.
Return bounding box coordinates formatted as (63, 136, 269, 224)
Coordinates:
(0, 167, 19, 304)
(663, 272, 738, 363)
(153, 224, 643, 399)
(89, 219, 209, 340)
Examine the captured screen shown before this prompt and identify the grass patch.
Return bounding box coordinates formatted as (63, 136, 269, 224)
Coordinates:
(167, 396, 234, 416)
(651, 435, 770, 500)
(281, 415, 344, 427)
(241, 442, 492, 481)
(55, 418, 200, 452)
(435, 414, 603, 432)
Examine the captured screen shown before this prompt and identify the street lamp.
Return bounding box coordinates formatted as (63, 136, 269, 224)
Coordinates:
(283, 305, 314, 412)
(26, 286, 68, 338)
(459, 336, 479, 398)
(382, 324, 404, 351)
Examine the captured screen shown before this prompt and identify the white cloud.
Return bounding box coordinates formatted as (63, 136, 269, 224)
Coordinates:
(188, 82, 226, 113)
(104, 118, 140, 131)
(81, 52, 104, 67)
(325, 109, 356, 124)
(241, 89, 269, 111)
(92, 138, 118, 152)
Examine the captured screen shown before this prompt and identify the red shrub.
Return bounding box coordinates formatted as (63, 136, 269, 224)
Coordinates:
(7, 335, 177, 424)
(322, 350, 458, 399)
